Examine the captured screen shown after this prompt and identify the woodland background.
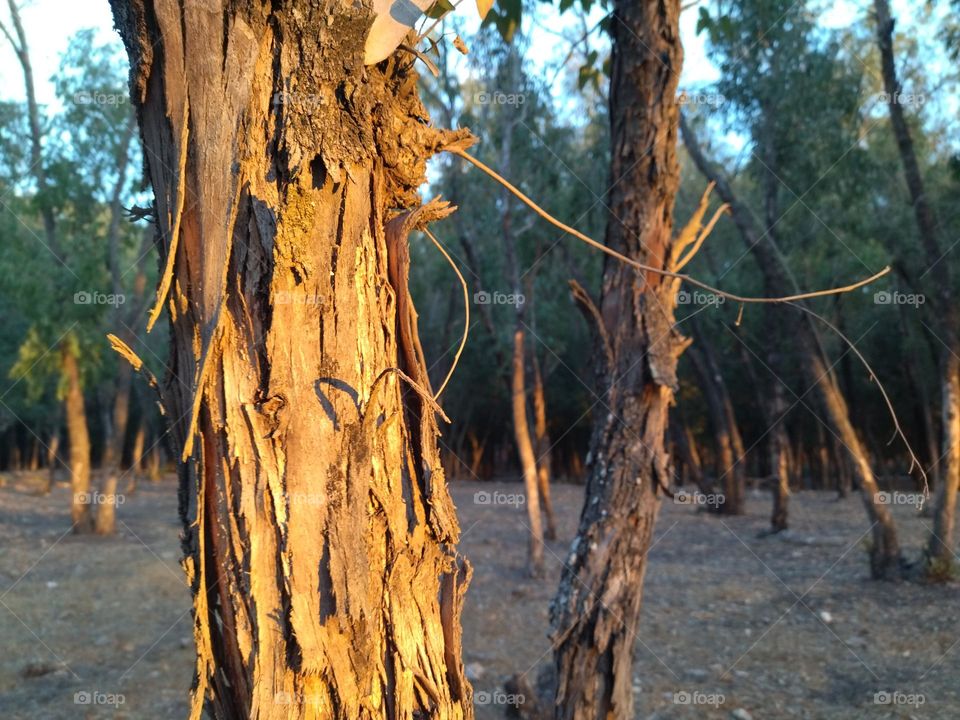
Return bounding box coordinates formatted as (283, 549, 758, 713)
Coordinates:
(0, 0, 958, 717)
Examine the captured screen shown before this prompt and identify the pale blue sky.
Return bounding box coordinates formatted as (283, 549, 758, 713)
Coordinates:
(0, 0, 941, 117)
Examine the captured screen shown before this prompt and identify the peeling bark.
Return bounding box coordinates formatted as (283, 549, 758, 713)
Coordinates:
(550, 1, 687, 716)
(111, 1, 473, 716)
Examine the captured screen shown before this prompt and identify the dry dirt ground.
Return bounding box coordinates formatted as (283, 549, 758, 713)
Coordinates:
(0, 473, 957, 719)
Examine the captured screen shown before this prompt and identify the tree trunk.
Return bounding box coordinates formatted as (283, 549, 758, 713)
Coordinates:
(926, 354, 960, 577)
(687, 324, 746, 514)
(769, 404, 791, 534)
(94, 472, 119, 535)
(681, 113, 903, 579)
(874, 0, 960, 578)
(44, 429, 60, 494)
(550, 1, 686, 716)
(513, 329, 545, 576)
(63, 343, 92, 533)
(126, 420, 146, 493)
(147, 443, 161, 483)
(111, 2, 474, 717)
(532, 349, 558, 540)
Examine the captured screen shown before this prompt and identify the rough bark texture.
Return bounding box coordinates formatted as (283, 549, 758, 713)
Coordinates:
(111, 1, 474, 717)
(550, 2, 686, 717)
(63, 344, 92, 533)
(874, 0, 960, 578)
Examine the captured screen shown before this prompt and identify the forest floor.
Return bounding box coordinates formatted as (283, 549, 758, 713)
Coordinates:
(0, 473, 956, 719)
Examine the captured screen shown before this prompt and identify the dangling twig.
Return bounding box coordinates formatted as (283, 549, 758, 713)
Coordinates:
(785, 301, 929, 497)
(450, 148, 891, 303)
(423, 228, 469, 400)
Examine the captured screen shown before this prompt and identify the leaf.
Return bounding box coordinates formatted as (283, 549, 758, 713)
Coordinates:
(695, 7, 712, 36)
(453, 34, 469, 55)
(476, 0, 495, 21)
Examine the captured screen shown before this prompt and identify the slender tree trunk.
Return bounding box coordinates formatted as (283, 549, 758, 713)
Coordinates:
(532, 348, 558, 540)
(551, 2, 686, 716)
(687, 325, 746, 514)
(147, 443, 161, 483)
(97, 113, 138, 533)
(874, 0, 960, 577)
(112, 2, 474, 717)
(126, 420, 146, 493)
(927, 355, 960, 576)
(513, 329, 545, 576)
(1, 0, 56, 250)
(769, 406, 791, 533)
(63, 343, 92, 533)
(27, 437, 39, 471)
(43, 429, 60, 494)
(681, 114, 903, 578)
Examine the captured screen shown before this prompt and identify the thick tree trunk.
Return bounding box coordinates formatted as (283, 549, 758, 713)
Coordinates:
(513, 329, 545, 576)
(550, 2, 686, 717)
(532, 350, 558, 540)
(63, 343, 92, 533)
(112, 2, 474, 717)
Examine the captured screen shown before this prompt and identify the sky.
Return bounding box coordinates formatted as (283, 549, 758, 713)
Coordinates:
(0, 0, 941, 118)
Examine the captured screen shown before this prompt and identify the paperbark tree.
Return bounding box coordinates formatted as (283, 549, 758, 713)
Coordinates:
(111, 1, 473, 717)
(550, 1, 689, 716)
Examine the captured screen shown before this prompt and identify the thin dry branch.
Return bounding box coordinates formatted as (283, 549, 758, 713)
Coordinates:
(450, 148, 891, 303)
(785, 301, 929, 498)
(423, 228, 469, 400)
